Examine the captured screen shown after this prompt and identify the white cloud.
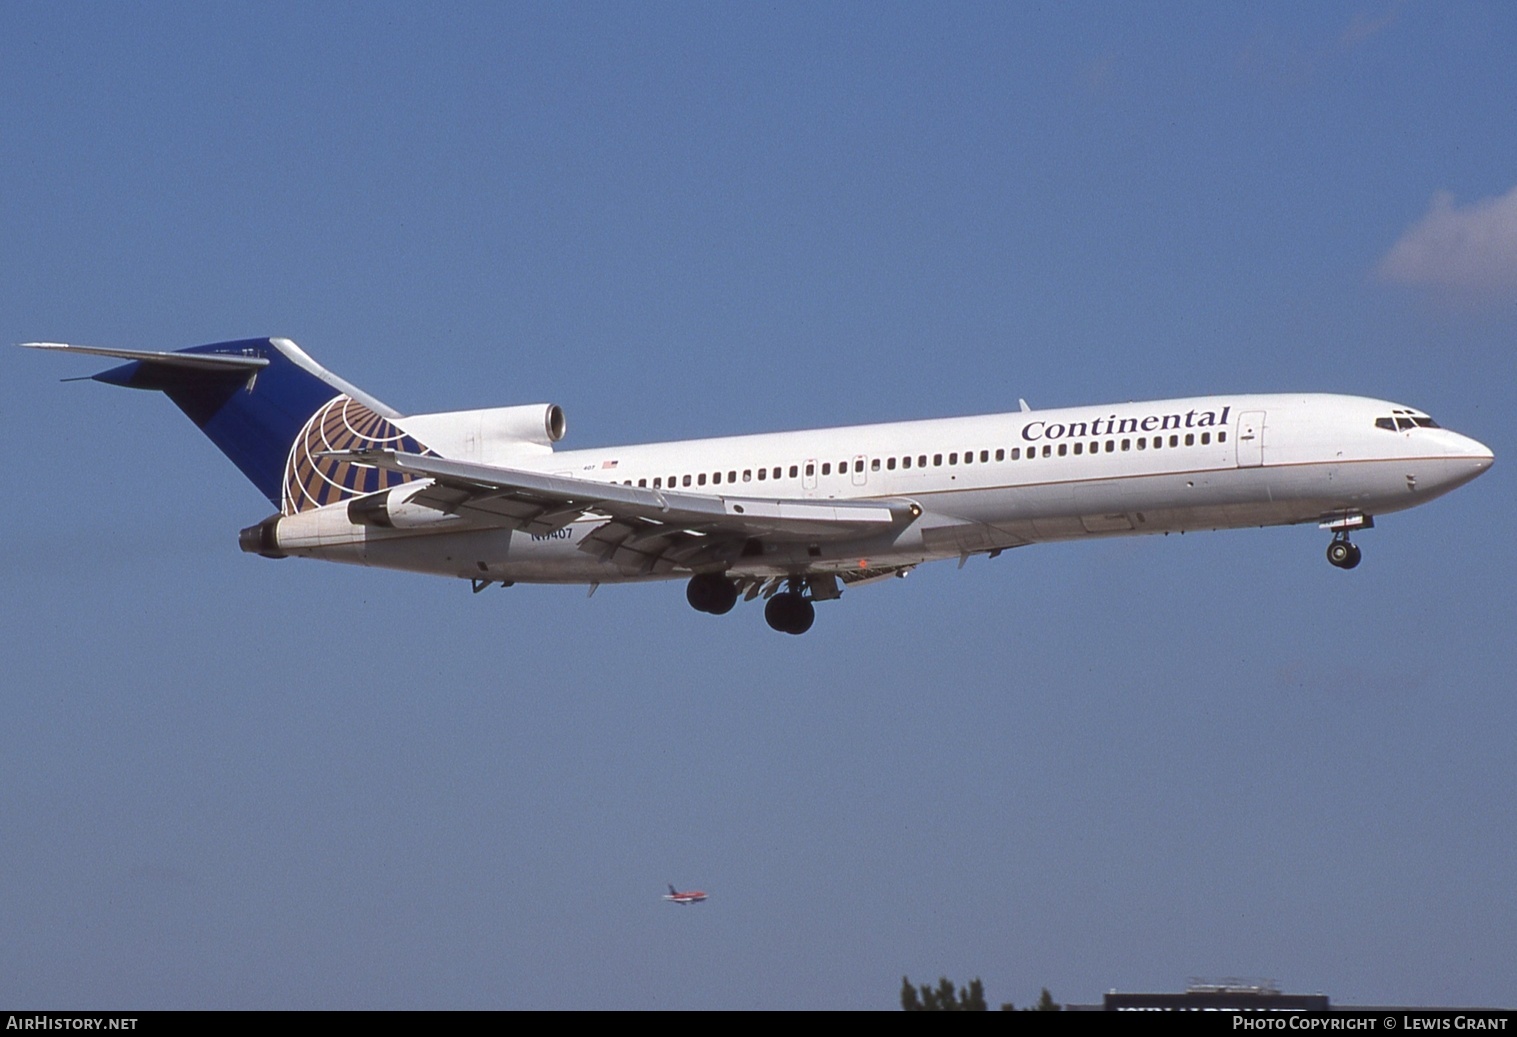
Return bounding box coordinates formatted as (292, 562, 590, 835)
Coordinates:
(1377, 185, 1517, 301)
(1341, 4, 1401, 49)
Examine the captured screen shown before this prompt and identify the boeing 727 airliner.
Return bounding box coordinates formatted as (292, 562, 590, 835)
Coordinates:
(26, 338, 1493, 635)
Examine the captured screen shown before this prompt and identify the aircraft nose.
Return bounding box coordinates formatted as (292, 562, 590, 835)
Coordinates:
(1428, 431, 1495, 495)
(1450, 432, 1495, 469)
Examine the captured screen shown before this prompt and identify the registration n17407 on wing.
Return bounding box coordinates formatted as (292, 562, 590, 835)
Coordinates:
(26, 338, 1493, 635)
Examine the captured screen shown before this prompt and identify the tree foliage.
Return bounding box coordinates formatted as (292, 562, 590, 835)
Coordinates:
(900, 975, 988, 1011)
(899, 976, 1059, 1011)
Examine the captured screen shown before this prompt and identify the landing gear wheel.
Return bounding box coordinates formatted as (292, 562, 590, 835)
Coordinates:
(686, 573, 739, 614)
(708, 579, 738, 614)
(1326, 538, 1362, 570)
(764, 591, 815, 635)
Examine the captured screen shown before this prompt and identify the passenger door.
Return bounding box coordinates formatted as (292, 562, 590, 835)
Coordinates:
(1236, 411, 1265, 467)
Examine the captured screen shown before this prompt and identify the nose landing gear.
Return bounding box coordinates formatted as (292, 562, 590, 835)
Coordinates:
(1326, 534, 1362, 570)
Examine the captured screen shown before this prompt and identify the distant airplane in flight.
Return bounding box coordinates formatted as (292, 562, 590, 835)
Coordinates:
(26, 338, 1493, 635)
(664, 885, 708, 905)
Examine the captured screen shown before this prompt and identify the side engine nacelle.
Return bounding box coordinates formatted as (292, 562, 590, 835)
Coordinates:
(396, 403, 566, 462)
(346, 483, 460, 530)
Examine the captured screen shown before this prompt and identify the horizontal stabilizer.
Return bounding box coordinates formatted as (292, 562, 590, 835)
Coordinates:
(26, 337, 394, 510)
(20, 342, 270, 373)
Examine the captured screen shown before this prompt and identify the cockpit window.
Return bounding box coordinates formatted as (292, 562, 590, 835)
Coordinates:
(1376, 413, 1441, 431)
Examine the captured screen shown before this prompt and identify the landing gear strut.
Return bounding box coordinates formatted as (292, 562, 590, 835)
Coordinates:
(686, 573, 739, 614)
(764, 586, 815, 635)
(1326, 533, 1362, 570)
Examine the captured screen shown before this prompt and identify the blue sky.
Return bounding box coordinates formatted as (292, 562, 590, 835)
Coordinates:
(4, 2, 1514, 1010)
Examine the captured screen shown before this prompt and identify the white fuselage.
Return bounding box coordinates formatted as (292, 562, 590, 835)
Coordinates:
(272, 393, 1493, 584)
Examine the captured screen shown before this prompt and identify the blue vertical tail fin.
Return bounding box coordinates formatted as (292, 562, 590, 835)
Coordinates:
(28, 337, 429, 514)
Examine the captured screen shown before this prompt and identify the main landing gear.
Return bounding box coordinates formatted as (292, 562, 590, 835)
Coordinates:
(763, 587, 815, 636)
(686, 572, 739, 615)
(685, 573, 817, 635)
(1326, 532, 1362, 570)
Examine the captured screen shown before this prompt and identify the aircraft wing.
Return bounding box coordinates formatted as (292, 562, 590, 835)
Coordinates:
(336, 449, 918, 575)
